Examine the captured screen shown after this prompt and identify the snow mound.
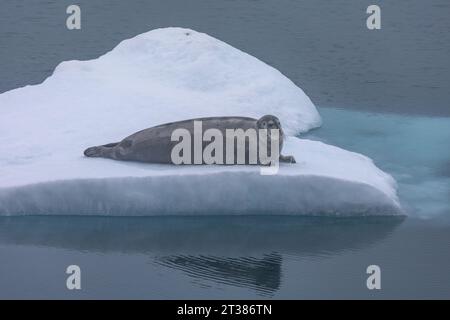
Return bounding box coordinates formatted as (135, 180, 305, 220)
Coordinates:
(0, 27, 320, 140)
(0, 27, 401, 216)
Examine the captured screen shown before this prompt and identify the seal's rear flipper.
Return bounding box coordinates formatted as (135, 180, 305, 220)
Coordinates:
(84, 142, 119, 158)
(84, 146, 103, 157)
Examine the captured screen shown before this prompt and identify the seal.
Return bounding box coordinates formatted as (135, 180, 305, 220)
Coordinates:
(84, 115, 296, 164)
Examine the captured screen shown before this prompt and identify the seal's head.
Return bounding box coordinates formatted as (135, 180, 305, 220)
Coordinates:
(257, 115, 283, 137)
(256, 115, 284, 151)
(257, 115, 281, 130)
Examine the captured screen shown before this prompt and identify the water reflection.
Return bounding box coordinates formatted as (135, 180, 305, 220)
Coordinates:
(157, 253, 282, 295)
(0, 215, 404, 293)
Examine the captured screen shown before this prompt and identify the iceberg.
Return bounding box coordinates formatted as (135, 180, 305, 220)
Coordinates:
(0, 27, 401, 216)
(0, 137, 401, 216)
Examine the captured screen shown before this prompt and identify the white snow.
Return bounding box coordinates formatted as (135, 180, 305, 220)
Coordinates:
(0, 27, 401, 216)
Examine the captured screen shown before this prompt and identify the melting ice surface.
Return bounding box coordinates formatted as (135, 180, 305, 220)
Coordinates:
(0, 27, 401, 216)
(305, 108, 450, 219)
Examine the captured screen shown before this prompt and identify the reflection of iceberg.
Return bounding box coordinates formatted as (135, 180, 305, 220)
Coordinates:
(0, 216, 402, 254)
(0, 216, 403, 293)
(0, 27, 400, 216)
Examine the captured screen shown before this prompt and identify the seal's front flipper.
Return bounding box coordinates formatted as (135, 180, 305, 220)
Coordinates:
(280, 155, 296, 163)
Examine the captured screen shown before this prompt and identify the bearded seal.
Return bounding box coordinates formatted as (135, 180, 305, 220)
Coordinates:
(84, 115, 296, 164)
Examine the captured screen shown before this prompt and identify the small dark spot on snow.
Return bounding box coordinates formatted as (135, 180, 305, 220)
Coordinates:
(185, 32, 190, 36)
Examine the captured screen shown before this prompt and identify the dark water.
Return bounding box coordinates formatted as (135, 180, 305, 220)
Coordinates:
(1, 215, 450, 299)
(1, 0, 450, 299)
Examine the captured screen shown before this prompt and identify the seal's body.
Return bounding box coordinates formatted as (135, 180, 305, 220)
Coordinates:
(84, 115, 295, 164)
